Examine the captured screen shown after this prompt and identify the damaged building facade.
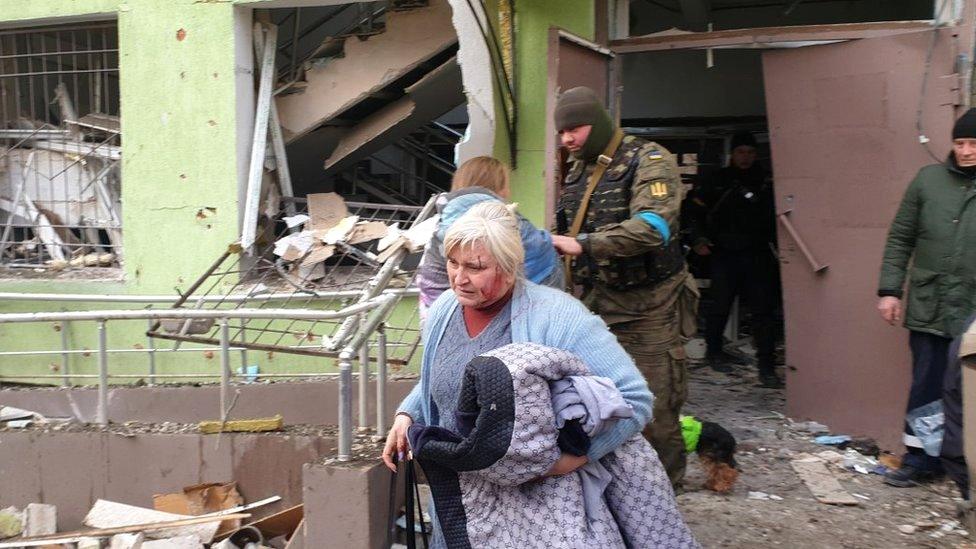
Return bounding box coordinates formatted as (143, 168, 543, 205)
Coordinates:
(0, 0, 605, 546)
(5, 0, 976, 545)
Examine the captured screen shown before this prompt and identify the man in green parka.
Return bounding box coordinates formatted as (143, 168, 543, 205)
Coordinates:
(878, 107, 976, 487)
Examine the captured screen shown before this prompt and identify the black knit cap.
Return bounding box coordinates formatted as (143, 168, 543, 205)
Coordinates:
(730, 131, 757, 150)
(953, 108, 976, 139)
(554, 86, 615, 161)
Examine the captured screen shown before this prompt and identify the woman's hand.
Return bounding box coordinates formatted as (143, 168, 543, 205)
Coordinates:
(382, 413, 413, 472)
(545, 453, 589, 477)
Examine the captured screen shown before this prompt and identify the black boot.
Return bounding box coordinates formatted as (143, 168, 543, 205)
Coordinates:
(884, 465, 943, 487)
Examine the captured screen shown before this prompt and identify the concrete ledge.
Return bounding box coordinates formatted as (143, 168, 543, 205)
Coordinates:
(0, 378, 416, 425)
(0, 430, 335, 531)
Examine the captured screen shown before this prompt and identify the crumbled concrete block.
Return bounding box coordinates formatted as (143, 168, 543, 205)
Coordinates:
(0, 507, 23, 539)
(142, 535, 204, 548)
(24, 503, 57, 536)
(110, 532, 144, 549)
(77, 538, 103, 549)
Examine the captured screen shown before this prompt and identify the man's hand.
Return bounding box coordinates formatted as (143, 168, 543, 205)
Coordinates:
(552, 235, 583, 256)
(877, 296, 902, 326)
(381, 413, 413, 472)
(545, 453, 589, 477)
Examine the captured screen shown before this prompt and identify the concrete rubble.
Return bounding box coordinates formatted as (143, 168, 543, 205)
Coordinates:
(0, 488, 295, 548)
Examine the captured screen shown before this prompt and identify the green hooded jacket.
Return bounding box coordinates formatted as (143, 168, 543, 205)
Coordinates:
(878, 157, 976, 337)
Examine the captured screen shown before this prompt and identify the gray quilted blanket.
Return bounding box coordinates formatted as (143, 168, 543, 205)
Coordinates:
(408, 342, 699, 549)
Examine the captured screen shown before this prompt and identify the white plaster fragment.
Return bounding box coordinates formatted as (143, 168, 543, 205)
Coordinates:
(23, 503, 56, 537)
(448, 0, 496, 163)
(283, 214, 310, 228)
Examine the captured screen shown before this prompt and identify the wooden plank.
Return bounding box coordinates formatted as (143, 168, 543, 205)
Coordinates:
(241, 22, 278, 251)
(198, 415, 284, 434)
(790, 458, 859, 506)
(0, 513, 250, 548)
(219, 504, 303, 542)
(284, 519, 305, 549)
(253, 23, 296, 220)
(610, 20, 933, 53)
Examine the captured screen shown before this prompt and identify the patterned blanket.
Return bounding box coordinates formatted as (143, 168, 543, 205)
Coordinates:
(408, 342, 699, 549)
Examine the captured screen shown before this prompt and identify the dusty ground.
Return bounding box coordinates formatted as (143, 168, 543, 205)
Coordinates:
(678, 352, 969, 548)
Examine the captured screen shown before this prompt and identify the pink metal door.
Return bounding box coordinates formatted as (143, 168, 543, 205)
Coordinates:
(763, 27, 969, 449)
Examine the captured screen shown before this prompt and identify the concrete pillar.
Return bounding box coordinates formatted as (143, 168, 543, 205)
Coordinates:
(303, 461, 401, 548)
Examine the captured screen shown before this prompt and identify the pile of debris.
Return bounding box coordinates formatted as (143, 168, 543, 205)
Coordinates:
(270, 192, 437, 287)
(0, 88, 122, 271)
(0, 484, 303, 549)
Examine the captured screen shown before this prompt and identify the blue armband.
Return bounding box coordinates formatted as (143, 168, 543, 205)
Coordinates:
(636, 212, 671, 243)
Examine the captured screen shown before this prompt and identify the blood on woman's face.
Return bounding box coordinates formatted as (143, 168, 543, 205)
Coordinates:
(446, 241, 515, 309)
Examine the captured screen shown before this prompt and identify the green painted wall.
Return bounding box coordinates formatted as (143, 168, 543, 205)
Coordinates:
(0, 0, 245, 382)
(500, 0, 595, 225)
(0, 0, 593, 384)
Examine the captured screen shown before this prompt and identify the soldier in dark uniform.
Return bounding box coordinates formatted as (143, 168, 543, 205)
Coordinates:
(688, 132, 782, 388)
(550, 87, 699, 485)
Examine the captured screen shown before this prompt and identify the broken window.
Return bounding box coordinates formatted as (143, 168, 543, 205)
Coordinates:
(0, 21, 121, 272)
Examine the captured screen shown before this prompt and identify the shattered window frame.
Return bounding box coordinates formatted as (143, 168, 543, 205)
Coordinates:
(0, 20, 122, 274)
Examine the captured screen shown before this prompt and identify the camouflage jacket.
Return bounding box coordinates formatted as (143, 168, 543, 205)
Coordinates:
(557, 134, 689, 324)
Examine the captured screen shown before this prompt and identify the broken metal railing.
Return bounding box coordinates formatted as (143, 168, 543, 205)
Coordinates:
(0, 293, 398, 461)
(153, 196, 434, 369)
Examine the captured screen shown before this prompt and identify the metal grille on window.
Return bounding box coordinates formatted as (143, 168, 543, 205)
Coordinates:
(0, 22, 121, 271)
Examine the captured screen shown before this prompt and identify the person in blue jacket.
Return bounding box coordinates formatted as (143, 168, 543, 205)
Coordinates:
(416, 156, 564, 318)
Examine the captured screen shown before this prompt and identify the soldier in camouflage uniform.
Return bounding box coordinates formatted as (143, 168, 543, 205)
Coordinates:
(550, 87, 699, 485)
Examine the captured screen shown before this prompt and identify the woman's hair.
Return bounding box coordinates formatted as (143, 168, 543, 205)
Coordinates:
(444, 201, 525, 279)
(451, 156, 510, 194)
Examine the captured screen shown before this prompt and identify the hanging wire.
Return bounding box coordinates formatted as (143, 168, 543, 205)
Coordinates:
(916, 0, 954, 163)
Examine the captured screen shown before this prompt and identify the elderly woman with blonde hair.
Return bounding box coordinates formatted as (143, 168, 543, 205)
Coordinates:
(383, 202, 697, 548)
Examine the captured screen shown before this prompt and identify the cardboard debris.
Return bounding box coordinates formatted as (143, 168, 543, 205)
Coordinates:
(240, 504, 303, 540)
(299, 245, 335, 267)
(290, 261, 325, 283)
(154, 483, 244, 537)
(375, 237, 408, 264)
(284, 519, 305, 549)
(346, 221, 388, 245)
(377, 223, 402, 252)
(274, 231, 316, 259)
(307, 192, 348, 231)
(317, 215, 359, 245)
(402, 215, 439, 252)
(199, 415, 284, 434)
(790, 457, 859, 506)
